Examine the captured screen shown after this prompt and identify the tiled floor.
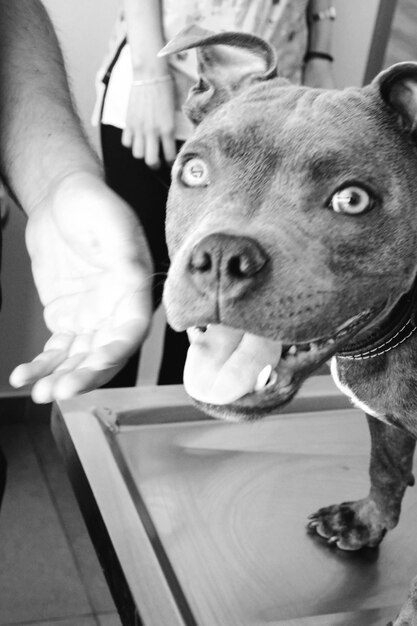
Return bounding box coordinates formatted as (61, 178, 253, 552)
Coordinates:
(0, 398, 121, 626)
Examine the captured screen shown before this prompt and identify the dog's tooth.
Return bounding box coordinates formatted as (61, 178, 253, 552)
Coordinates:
(265, 369, 278, 388)
(288, 345, 297, 356)
(254, 365, 278, 392)
(187, 326, 206, 342)
(254, 364, 273, 391)
(309, 342, 319, 353)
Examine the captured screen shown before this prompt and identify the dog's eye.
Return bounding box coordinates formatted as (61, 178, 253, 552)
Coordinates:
(180, 158, 210, 187)
(330, 186, 372, 215)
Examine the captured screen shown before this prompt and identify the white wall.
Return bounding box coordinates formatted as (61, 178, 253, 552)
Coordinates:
(0, 0, 395, 393)
(333, 0, 380, 87)
(44, 0, 119, 147)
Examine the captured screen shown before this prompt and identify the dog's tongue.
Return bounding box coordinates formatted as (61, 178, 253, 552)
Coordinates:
(184, 325, 282, 405)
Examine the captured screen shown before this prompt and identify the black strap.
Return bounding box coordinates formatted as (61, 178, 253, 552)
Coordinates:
(99, 37, 127, 122)
(304, 51, 334, 63)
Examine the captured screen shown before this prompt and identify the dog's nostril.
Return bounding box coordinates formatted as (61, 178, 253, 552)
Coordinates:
(228, 255, 246, 278)
(228, 253, 265, 278)
(188, 233, 269, 297)
(190, 249, 212, 273)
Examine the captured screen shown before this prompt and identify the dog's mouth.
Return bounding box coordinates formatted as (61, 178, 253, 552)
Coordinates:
(184, 310, 374, 420)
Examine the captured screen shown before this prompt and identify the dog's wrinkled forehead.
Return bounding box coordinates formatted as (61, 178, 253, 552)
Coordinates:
(161, 25, 417, 185)
(177, 81, 406, 185)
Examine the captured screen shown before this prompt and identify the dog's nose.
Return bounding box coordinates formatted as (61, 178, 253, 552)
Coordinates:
(188, 233, 269, 299)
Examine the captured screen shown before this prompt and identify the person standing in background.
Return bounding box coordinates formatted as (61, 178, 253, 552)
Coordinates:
(94, 0, 336, 387)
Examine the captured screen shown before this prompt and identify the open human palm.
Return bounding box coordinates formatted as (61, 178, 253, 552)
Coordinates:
(9, 172, 153, 403)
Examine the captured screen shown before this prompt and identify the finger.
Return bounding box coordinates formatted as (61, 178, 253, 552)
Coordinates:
(132, 134, 145, 160)
(31, 345, 128, 403)
(28, 315, 149, 402)
(29, 353, 96, 403)
(9, 333, 92, 390)
(81, 337, 137, 371)
(30, 366, 91, 404)
(44, 333, 75, 352)
(55, 353, 90, 372)
(9, 332, 76, 388)
(31, 323, 146, 402)
(9, 349, 70, 388)
(144, 134, 160, 169)
(68, 333, 94, 358)
(161, 133, 177, 165)
(121, 128, 133, 149)
(43, 364, 123, 402)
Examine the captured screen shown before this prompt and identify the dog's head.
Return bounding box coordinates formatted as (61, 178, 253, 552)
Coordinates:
(160, 25, 417, 420)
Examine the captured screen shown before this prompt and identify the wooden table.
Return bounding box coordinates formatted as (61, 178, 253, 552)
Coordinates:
(52, 378, 417, 626)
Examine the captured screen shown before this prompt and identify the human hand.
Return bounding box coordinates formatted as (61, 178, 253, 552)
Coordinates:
(9, 171, 153, 403)
(303, 59, 335, 89)
(122, 75, 177, 169)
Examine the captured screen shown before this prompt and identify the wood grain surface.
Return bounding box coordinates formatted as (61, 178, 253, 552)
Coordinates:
(115, 407, 417, 626)
(57, 379, 417, 626)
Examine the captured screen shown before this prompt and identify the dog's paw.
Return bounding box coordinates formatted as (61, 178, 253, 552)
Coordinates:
(390, 614, 417, 625)
(389, 610, 417, 625)
(389, 576, 417, 625)
(307, 498, 389, 550)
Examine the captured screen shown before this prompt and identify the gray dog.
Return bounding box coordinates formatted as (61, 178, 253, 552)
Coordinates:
(161, 25, 417, 625)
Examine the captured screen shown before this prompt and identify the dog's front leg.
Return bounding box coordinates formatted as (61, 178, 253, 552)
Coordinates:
(308, 415, 415, 550)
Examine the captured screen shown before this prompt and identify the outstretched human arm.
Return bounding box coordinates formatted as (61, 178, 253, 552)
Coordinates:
(0, 0, 153, 402)
(121, 0, 176, 168)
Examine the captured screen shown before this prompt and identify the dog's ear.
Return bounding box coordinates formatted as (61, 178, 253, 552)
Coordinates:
(159, 24, 278, 125)
(374, 62, 417, 137)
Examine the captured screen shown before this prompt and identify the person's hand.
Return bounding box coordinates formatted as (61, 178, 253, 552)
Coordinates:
(9, 171, 153, 403)
(303, 59, 335, 89)
(122, 74, 177, 169)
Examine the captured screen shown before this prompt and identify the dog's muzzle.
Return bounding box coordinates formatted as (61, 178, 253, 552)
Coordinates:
(188, 233, 269, 301)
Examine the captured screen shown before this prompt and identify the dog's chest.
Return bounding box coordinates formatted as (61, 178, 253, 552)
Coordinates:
(330, 357, 382, 419)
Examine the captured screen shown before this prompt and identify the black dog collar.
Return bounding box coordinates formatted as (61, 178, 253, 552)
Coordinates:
(338, 283, 417, 361)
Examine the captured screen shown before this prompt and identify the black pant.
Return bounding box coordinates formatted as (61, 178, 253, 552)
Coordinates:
(100, 124, 188, 386)
(0, 447, 6, 509)
(0, 225, 5, 508)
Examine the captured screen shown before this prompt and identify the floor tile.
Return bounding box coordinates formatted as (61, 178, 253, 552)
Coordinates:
(0, 422, 92, 624)
(26, 413, 116, 614)
(97, 613, 122, 626)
